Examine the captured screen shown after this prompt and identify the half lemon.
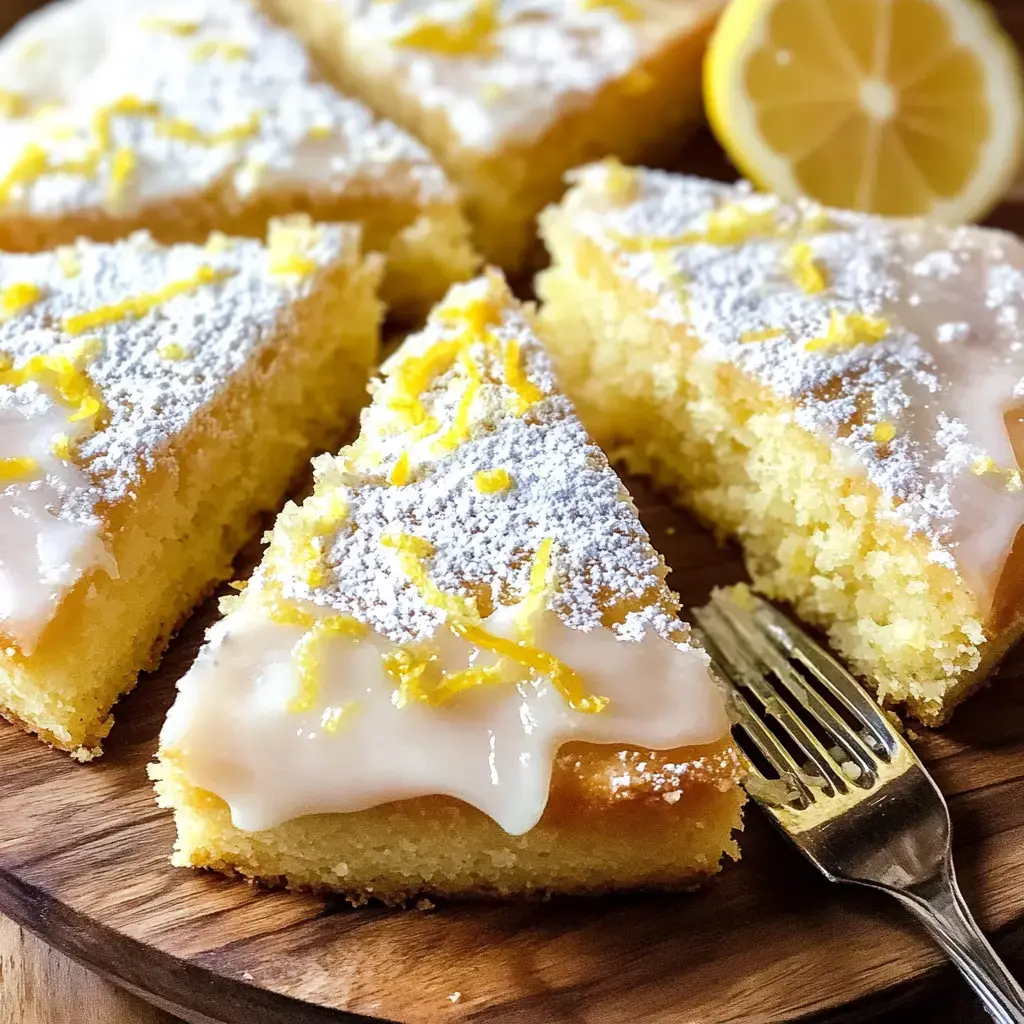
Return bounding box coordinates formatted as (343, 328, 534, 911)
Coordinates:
(704, 0, 1024, 223)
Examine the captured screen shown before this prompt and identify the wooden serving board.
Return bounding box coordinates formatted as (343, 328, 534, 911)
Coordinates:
(2, 474, 1024, 1024)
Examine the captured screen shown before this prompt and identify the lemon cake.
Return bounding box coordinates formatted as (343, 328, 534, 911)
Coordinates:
(152, 272, 743, 903)
(0, 218, 383, 758)
(0, 0, 477, 318)
(539, 161, 1024, 725)
(260, 0, 723, 274)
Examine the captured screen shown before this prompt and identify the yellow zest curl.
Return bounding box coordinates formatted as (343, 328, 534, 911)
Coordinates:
(0, 352, 107, 429)
(0, 456, 39, 482)
(580, 0, 641, 18)
(872, 421, 896, 444)
(157, 342, 188, 361)
(0, 282, 43, 319)
(139, 17, 200, 35)
(739, 327, 783, 344)
(785, 241, 829, 295)
(0, 91, 26, 118)
(383, 532, 608, 714)
(805, 311, 890, 352)
(451, 622, 608, 714)
(503, 339, 543, 412)
(608, 202, 778, 252)
(288, 615, 366, 714)
(394, 0, 497, 54)
(191, 41, 250, 62)
(516, 537, 553, 643)
(474, 467, 512, 493)
(436, 351, 482, 451)
(107, 147, 136, 203)
(62, 264, 232, 335)
(388, 451, 412, 486)
(381, 532, 478, 620)
(156, 111, 260, 146)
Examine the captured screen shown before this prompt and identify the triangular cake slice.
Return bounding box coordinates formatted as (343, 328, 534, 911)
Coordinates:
(153, 271, 743, 903)
(538, 161, 1024, 724)
(0, 0, 477, 317)
(1, 217, 383, 758)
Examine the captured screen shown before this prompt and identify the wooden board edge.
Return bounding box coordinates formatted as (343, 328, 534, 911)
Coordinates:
(0, 866, 386, 1024)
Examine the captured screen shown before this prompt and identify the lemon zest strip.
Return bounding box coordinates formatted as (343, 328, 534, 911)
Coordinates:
(1, 282, 43, 319)
(62, 264, 232, 335)
(474, 467, 513, 493)
(805, 311, 890, 352)
(739, 328, 784, 344)
(288, 615, 366, 714)
(784, 241, 829, 295)
(0, 456, 39, 481)
(388, 451, 412, 486)
(393, 0, 497, 54)
(872, 421, 896, 444)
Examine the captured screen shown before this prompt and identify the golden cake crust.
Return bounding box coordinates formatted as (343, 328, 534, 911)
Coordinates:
(153, 735, 744, 904)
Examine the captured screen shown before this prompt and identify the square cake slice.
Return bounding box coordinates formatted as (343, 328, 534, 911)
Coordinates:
(260, 0, 723, 274)
(0, 218, 383, 758)
(152, 271, 743, 903)
(0, 0, 477, 317)
(539, 161, 1024, 725)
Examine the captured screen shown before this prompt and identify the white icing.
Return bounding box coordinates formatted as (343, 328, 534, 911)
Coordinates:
(330, 0, 718, 151)
(0, 0, 455, 218)
(0, 386, 113, 652)
(161, 595, 726, 835)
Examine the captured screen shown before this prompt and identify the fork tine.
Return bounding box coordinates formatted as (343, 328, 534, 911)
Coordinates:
(708, 591, 879, 786)
(694, 600, 852, 795)
(721, 680, 816, 809)
(742, 594, 901, 760)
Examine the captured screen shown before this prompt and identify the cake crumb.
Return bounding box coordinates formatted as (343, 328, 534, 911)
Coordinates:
(241, 971, 254, 981)
(416, 897, 436, 911)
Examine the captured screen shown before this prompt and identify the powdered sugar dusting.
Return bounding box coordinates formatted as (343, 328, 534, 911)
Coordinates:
(271, 274, 690, 647)
(329, 0, 718, 151)
(0, 0, 454, 217)
(551, 164, 1024, 611)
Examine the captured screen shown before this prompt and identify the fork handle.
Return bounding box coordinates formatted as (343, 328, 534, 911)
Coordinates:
(880, 859, 1024, 1024)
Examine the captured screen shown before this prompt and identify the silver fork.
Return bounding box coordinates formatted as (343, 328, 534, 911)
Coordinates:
(692, 586, 1024, 1024)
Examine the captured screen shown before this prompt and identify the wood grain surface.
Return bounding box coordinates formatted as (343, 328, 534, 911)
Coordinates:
(1, 475, 1024, 1024)
(0, 916, 180, 1024)
(2, 1, 1024, 1022)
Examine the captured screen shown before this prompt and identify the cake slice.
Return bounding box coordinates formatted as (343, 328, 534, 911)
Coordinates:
(260, 0, 723, 274)
(152, 272, 743, 903)
(0, 0, 477, 317)
(539, 161, 1024, 725)
(0, 218, 383, 758)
